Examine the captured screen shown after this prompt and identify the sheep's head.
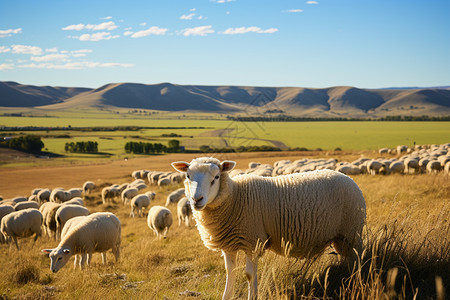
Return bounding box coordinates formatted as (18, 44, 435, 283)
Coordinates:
(172, 157, 235, 211)
(41, 247, 72, 273)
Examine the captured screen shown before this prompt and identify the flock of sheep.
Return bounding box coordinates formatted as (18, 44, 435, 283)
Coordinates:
(0, 143, 448, 299)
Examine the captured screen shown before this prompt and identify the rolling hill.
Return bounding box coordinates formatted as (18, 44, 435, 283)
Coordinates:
(1, 81, 449, 118)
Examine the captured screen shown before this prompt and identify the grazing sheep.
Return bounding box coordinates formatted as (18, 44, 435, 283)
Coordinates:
(67, 188, 83, 199)
(404, 157, 420, 174)
(42, 212, 121, 272)
(378, 148, 389, 155)
(121, 187, 139, 205)
(55, 204, 90, 239)
(367, 160, 386, 175)
(40, 202, 62, 240)
(50, 189, 70, 203)
(14, 201, 40, 211)
(387, 161, 404, 175)
(64, 197, 84, 206)
(172, 157, 366, 300)
(0, 205, 15, 243)
(426, 160, 442, 174)
(31, 188, 43, 195)
(101, 186, 120, 204)
(157, 177, 171, 187)
(165, 188, 185, 206)
(444, 161, 450, 175)
(37, 189, 51, 203)
(336, 165, 361, 175)
(132, 170, 142, 180)
(83, 181, 95, 195)
(147, 206, 173, 238)
(177, 197, 192, 227)
(150, 171, 164, 184)
(11, 197, 27, 204)
(60, 216, 89, 269)
(1, 208, 43, 250)
(130, 192, 155, 218)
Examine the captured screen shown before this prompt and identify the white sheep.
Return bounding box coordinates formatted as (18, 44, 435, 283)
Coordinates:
(367, 160, 386, 175)
(14, 201, 40, 211)
(42, 212, 121, 272)
(387, 160, 404, 175)
(55, 204, 90, 239)
(50, 189, 70, 203)
(67, 188, 83, 199)
(165, 188, 185, 206)
(64, 197, 84, 206)
(0, 205, 15, 243)
(177, 197, 192, 227)
(101, 186, 120, 204)
(157, 177, 171, 187)
(1, 208, 43, 250)
(59, 216, 88, 269)
(40, 202, 62, 239)
(147, 206, 173, 238)
(37, 188, 51, 203)
(426, 160, 442, 174)
(83, 181, 96, 195)
(172, 157, 366, 300)
(12, 197, 27, 204)
(121, 187, 139, 205)
(130, 192, 155, 218)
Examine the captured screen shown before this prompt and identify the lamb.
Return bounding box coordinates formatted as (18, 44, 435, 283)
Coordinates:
(177, 197, 192, 227)
(165, 188, 185, 206)
(83, 181, 95, 195)
(121, 187, 139, 205)
(14, 201, 40, 211)
(172, 157, 366, 300)
(130, 192, 155, 218)
(1, 208, 43, 250)
(55, 204, 90, 238)
(147, 206, 173, 238)
(41, 212, 121, 272)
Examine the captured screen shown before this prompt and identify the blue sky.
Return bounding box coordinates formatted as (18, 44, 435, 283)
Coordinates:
(1, 0, 449, 89)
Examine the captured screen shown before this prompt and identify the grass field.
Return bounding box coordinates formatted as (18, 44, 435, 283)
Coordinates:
(0, 153, 448, 299)
(1, 113, 449, 165)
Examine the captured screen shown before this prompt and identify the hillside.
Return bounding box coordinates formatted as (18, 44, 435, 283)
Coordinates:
(1, 81, 450, 118)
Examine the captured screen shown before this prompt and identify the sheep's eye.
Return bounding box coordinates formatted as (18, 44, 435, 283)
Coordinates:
(215, 175, 220, 180)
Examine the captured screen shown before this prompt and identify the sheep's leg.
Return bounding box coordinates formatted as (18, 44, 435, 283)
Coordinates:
(185, 216, 190, 227)
(101, 252, 107, 264)
(12, 236, 19, 250)
(245, 254, 258, 300)
(222, 251, 237, 300)
(80, 253, 88, 269)
(113, 245, 120, 263)
(178, 216, 182, 226)
(73, 255, 78, 269)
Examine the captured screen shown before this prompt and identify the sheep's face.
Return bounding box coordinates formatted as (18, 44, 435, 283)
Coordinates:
(172, 158, 235, 211)
(42, 248, 72, 273)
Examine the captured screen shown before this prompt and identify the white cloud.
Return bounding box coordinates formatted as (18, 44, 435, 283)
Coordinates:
(140, 22, 147, 26)
(31, 54, 69, 62)
(190, 8, 196, 12)
(124, 31, 134, 36)
(45, 47, 58, 52)
(130, 26, 168, 38)
(180, 13, 195, 20)
(222, 26, 278, 35)
(71, 49, 92, 54)
(11, 45, 43, 55)
(0, 46, 11, 53)
(77, 32, 120, 41)
(0, 63, 14, 70)
(0, 28, 22, 38)
(62, 21, 118, 31)
(284, 9, 303, 13)
(306, 1, 318, 4)
(211, 0, 235, 3)
(198, 15, 206, 20)
(19, 61, 134, 70)
(101, 16, 113, 20)
(181, 25, 214, 36)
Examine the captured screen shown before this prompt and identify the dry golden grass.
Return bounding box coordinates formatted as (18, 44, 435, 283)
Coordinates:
(0, 160, 448, 299)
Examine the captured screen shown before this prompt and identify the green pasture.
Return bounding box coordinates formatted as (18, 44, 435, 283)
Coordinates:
(1, 113, 449, 157)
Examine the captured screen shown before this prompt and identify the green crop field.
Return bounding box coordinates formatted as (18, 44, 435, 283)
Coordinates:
(1, 112, 449, 162)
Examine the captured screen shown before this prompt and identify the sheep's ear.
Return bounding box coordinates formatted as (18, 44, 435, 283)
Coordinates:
(41, 249, 53, 253)
(172, 161, 190, 173)
(221, 161, 236, 172)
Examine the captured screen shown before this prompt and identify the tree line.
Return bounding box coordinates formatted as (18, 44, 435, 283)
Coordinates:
(124, 140, 181, 154)
(65, 141, 98, 153)
(0, 135, 44, 152)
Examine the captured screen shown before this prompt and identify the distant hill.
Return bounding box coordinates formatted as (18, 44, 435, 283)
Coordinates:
(1, 81, 449, 118)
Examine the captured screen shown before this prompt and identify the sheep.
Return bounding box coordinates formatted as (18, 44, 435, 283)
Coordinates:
(121, 187, 139, 205)
(64, 197, 84, 206)
(404, 157, 420, 174)
(130, 192, 155, 218)
(367, 160, 386, 175)
(172, 157, 366, 300)
(14, 201, 40, 211)
(28, 194, 38, 202)
(101, 186, 120, 204)
(12, 197, 27, 204)
(444, 161, 450, 175)
(147, 206, 173, 239)
(157, 177, 171, 187)
(1, 208, 43, 250)
(387, 160, 404, 175)
(50, 189, 70, 203)
(336, 165, 361, 175)
(60, 216, 88, 269)
(165, 188, 185, 206)
(426, 160, 442, 174)
(378, 148, 389, 155)
(83, 181, 95, 195)
(132, 170, 142, 179)
(177, 197, 192, 227)
(42, 212, 121, 272)
(31, 188, 43, 195)
(37, 188, 51, 203)
(55, 204, 90, 239)
(40, 202, 62, 239)
(0, 205, 15, 243)
(67, 188, 83, 199)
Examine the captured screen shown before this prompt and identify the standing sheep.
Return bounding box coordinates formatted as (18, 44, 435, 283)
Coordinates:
(40, 202, 62, 239)
(165, 188, 185, 206)
(172, 157, 366, 300)
(15, 201, 40, 211)
(177, 197, 192, 227)
(130, 192, 155, 218)
(0, 205, 15, 243)
(102, 186, 120, 204)
(121, 187, 139, 205)
(147, 206, 173, 239)
(42, 212, 121, 272)
(37, 189, 51, 204)
(55, 204, 90, 239)
(83, 181, 96, 195)
(1, 208, 43, 250)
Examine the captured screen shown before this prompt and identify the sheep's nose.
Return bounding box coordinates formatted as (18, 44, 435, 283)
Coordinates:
(192, 196, 203, 203)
